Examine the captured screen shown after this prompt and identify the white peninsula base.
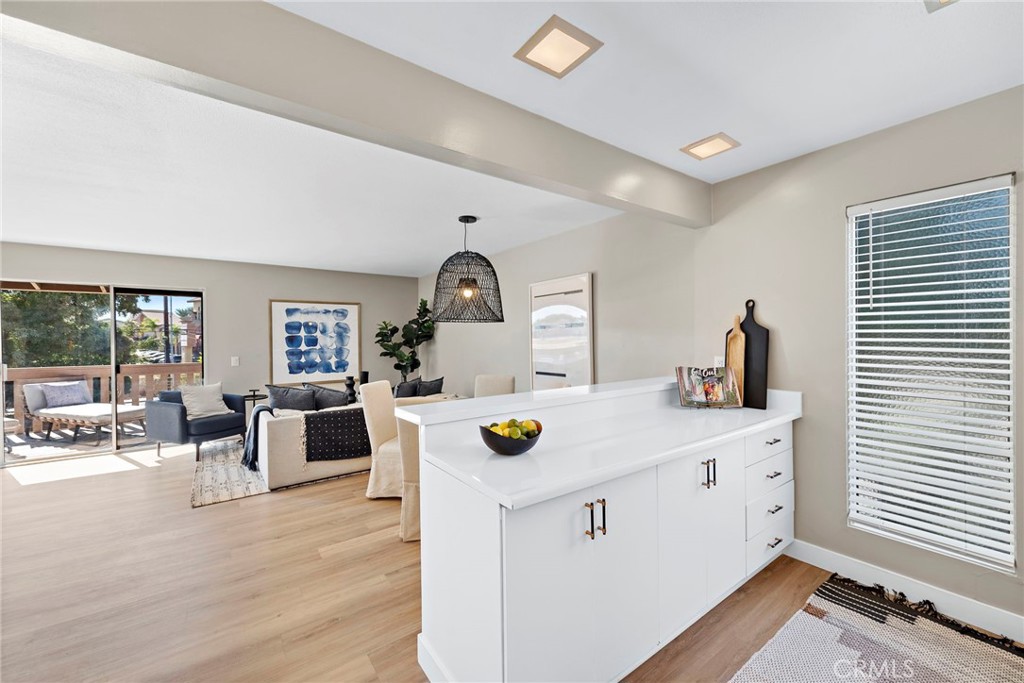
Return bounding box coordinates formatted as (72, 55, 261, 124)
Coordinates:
(397, 378, 802, 683)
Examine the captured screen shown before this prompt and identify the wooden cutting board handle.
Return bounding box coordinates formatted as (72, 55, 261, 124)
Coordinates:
(725, 315, 745, 404)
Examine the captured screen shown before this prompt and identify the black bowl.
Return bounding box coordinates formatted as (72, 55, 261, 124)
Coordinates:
(479, 425, 541, 456)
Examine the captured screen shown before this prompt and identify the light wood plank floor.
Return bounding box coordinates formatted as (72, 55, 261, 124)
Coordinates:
(2, 446, 828, 682)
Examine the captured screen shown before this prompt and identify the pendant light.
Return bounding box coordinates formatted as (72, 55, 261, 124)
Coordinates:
(432, 215, 504, 323)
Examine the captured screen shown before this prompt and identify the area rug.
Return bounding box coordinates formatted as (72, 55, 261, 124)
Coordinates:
(731, 574, 1023, 683)
(190, 440, 269, 508)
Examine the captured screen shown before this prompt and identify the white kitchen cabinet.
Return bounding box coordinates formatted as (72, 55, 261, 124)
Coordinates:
(658, 439, 746, 639)
(504, 468, 658, 683)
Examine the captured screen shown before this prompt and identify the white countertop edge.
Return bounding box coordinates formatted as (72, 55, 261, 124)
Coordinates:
(396, 376, 678, 426)
(422, 410, 801, 510)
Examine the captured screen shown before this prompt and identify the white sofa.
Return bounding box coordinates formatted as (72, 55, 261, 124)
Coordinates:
(256, 404, 371, 490)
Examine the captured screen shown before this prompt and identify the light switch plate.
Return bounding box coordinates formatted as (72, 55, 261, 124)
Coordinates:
(713, 355, 725, 367)
(230, 356, 240, 367)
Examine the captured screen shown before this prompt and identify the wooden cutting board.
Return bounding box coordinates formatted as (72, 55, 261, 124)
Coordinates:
(724, 315, 745, 405)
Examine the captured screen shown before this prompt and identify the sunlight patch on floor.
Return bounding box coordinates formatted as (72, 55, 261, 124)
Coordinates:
(5, 455, 138, 485)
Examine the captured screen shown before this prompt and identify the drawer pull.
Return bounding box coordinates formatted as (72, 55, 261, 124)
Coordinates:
(768, 505, 784, 515)
(766, 471, 783, 480)
(596, 498, 607, 536)
(584, 502, 595, 540)
(701, 460, 713, 489)
(765, 438, 782, 446)
(767, 537, 784, 549)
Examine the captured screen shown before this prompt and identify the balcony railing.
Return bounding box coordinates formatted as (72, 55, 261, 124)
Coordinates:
(5, 363, 203, 434)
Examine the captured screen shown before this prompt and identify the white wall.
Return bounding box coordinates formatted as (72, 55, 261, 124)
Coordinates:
(692, 86, 1024, 614)
(0, 243, 419, 391)
(416, 213, 697, 397)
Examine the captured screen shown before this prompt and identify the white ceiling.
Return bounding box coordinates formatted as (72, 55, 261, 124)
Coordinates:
(0, 40, 619, 277)
(274, 1, 1024, 183)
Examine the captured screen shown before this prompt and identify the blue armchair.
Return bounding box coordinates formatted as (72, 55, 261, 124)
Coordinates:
(146, 390, 246, 460)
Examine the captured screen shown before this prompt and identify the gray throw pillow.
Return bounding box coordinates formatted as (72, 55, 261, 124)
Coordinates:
(302, 383, 350, 410)
(394, 377, 421, 398)
(417, 377, 444, 397)
(266, 385, 316, 411)
(40, 381, 91, 408)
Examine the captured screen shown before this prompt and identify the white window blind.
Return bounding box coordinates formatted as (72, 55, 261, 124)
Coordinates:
(847, 175, 1015, 572)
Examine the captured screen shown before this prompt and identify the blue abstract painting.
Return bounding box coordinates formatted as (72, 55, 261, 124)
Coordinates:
(270, 300, 360, 385)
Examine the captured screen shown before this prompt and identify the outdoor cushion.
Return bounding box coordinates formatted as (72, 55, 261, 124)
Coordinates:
(267, 385, 316, 411)
(179, 383, 233, 420)
(35, 403, 146, 426)
(303, 383, 350, 410)
(40, 381, 92, 408)
(187, 411, 245, 436)
(22, 384, 48, 414)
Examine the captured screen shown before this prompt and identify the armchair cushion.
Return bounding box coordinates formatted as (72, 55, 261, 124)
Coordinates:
(188, 412, 245, 436)
(179, 382, 233, 419)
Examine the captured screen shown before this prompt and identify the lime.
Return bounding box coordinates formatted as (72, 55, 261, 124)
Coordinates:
(509, 427, 522, 439)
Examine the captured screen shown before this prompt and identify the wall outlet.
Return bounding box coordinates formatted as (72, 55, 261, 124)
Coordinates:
(230, 356, 240, 367)
(713, 355, 725, 367)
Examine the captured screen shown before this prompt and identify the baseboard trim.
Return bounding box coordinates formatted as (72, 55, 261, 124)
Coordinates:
(785, 540, 1023, 642)
(418, 633, 454, 683)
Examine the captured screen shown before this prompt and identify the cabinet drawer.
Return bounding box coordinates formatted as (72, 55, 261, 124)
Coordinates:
(745, 480, 794, 539)
(745, 449, 793, 503)
(746, 512, 794, 575)
(745, 422, 792, 465)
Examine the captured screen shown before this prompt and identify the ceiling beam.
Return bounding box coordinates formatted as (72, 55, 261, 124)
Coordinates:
(1, 1, 711, 227)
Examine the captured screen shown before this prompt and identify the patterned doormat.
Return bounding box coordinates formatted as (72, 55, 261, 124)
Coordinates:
(731, 574, 1023, 683)
(190, 440, 269, 508)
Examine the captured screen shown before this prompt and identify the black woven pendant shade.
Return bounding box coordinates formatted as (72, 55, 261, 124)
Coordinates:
(433, 216, 504, 323)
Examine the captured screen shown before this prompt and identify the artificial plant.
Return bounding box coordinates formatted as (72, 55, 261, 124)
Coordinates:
(375, 298, 435, 382)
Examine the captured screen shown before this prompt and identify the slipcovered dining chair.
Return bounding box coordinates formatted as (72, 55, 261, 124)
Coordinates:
(474, 374, 515, 398)
(361, 380, 403, 498)
(395, 393, 449, 542)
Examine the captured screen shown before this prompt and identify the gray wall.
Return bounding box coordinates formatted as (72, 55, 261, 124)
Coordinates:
(0, 243, 419, 391)
(692, 86, 1024, 614)
(417, 213, 697, 397)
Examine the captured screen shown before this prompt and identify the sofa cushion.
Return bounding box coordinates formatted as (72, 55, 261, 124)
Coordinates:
(303, 383, 350, 410)
(187, 411, 245, 436)
(179, 383, 233, 420)
(267, 384, 316, 411)
(39, 381, 91, 409)
(394, 377, 421, 398)
(417, 377, 445, 397)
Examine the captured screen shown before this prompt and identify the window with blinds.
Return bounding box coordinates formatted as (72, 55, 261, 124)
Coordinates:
(847, 175, 1015, 572)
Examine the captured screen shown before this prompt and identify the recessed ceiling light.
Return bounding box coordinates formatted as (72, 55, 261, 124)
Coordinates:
(924, 0, 959, 13)
(681, 133, 741, 161)
(514, 15, 603, 79)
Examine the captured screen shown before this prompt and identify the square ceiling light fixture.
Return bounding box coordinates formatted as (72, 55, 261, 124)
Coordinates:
(681, 133, 741, 161)
(924, 0, 959, 13)
(514, 15, 603, 78)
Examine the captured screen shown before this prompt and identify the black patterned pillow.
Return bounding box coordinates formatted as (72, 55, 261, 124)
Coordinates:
(266, 384, 316, 411)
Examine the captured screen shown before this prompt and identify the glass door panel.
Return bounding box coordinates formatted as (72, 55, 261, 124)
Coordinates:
(113, 289, 203, 451)
(1, 283, 113, 463)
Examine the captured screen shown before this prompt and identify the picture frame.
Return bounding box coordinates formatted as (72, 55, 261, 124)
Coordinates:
(268, 300, 361, 386)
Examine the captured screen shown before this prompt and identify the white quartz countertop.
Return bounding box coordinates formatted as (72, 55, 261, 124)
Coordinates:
(401, 381, 801, 509)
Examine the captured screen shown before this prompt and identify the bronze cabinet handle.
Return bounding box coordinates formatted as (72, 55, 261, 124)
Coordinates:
(701, 460, 713, 488)
(584, 502, 595, 540)
(596, 498, 607, 535)
(765, 438, 782, 446)
(768, 505, 784, 514)
(766, 471, 783, 480)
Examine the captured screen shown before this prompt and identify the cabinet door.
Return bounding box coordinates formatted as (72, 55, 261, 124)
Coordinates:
(702, 440, 747, 601)
(592, 468, 659, 680)
(657, 455, 708, 641)
(504, 487, 597, 683)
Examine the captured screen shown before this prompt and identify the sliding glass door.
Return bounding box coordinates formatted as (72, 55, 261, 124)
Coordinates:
(1, 281, 203, 464)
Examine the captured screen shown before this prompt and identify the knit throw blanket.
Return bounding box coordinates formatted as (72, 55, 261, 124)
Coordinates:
(300, 407, 372, 462)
